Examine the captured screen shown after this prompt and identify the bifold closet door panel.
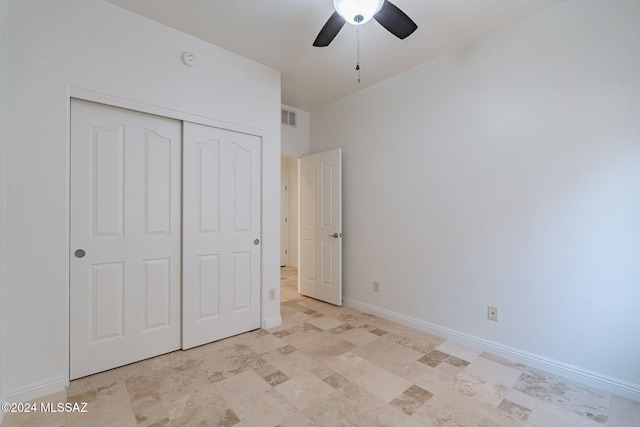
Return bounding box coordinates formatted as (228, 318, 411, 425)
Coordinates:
(182, 122, 262, 349)
(70, 99, 182, 379)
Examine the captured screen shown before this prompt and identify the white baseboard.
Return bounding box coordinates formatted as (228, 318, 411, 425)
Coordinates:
(262, 315, 282, 330)
(5, 376, 67, 404)
(343, 297, 640, 402)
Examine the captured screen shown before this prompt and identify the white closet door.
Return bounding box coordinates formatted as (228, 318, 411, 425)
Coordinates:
(182, 122, 261, 349)
(70, 100, 181, 379)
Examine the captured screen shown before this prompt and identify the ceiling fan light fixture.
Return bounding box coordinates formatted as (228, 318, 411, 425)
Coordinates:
(333, 0, 384, 26)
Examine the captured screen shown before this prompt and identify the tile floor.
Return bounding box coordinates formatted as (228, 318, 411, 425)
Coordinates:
(2, 266, 639, 426)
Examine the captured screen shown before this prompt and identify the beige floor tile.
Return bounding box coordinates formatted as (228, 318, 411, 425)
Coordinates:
(278, 311, 313, 329)
(87, 359, 149, 391)
(184, 337, 239, 360)
(389, 360, 456, 395)
(338, 325, 382, 346)
(155, 362, 212, 404)
(525, 400, 603, 427)
(275, 373, 336, 411)
(129, 395, 168, 426)
(453, 370, 510, 407)
(166, 384, 239, 427)
(606, 394, 640, 426)
(499, 398, 532, 422)
(435, 340, 484, 363)
(513, 368, 611, 423)
(1, 412, 64, 427)
(504, 388, 541, 411)
(67, 380, 137, 427)
(351, 364, 413, 403)
(351, 333, 424, 372)
(305, 314, 346, 331)
(327, 352, 379, 381)
(276, 410, 316, 427)
(467, 356, 523, 388)
(3, 267, 637, 427)
(360, 316, 406, 333)
(288, 331, 356, 363)
(480, 352, 527, 371)
(242, 331, 285, 355)
(412, 386, 522, 427)
(303, 382, 423, 427)
(335, 311, 377, 327)
(234, 389, 297, 427)
(213, 370, 272, 408)
(391, 328, 446, 354)
(296, 298, 342, 315)
(261, 347, 322, 379)
(309, 364, 334, 380)
(66, 376, 93, 398)
(195, 343, 269, 385)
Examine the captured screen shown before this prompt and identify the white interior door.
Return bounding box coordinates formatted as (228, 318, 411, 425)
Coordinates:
(281, 176, 289, 266)
(70, 99, 181, 379)
(182, 122, 261, 349)
(299, 149, 342, 305)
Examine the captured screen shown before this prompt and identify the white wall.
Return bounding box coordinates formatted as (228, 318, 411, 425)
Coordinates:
(3, 0, 281, 402)
(0, 0, 8, 417)
(281, 105, 310, 157)
(310, 0, 640, 399)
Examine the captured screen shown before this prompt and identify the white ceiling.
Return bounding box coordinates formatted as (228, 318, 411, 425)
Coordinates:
(104, 0, 567, 112)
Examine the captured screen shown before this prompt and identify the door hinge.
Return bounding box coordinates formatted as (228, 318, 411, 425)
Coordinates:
(285, 217, 288, 223)
(285, 249, 288, 255)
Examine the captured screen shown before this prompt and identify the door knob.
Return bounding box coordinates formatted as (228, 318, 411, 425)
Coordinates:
(74, 249, 86, 258)
(329, 233, 339, 238)
(254, 239, 260, 245)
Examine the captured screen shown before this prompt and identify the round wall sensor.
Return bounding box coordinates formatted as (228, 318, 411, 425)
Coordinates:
(181, 52, 195, 67)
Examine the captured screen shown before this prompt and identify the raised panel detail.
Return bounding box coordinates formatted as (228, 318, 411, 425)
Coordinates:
(92, 262, 124, 341)
(322, 162, 334, 227)
(197, 255, 220, 319)
(305, 164, 316, 226)
(143, 258, 171, 330)
(233, 144, 251, 232)
(144, 130, 172, 235)
(322, 241, 334, 286)
(93, 126, 124, 237)
(198, 140, 220, 233)
(233, 252, 251, 310)
(305, 240, 316, 281)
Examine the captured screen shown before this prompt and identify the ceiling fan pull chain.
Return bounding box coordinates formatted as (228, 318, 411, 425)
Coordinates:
(356, 28, 361, 83)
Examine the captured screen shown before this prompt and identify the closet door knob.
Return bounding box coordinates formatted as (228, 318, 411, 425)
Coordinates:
(74, 249, 86, 258)
(254, 239, 260, 245)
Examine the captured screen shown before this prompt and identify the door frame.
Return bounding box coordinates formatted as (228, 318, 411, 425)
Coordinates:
(281, 175, 290, 266)
(66, 88, 265, 382)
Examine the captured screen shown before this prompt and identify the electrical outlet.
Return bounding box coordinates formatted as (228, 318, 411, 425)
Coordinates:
(487, 306, 498, 321)
(373, 281, 380, 293)
(268, 288, 276, 301)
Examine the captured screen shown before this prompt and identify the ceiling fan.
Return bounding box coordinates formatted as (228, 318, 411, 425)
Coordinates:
(313, 0, 418, 47)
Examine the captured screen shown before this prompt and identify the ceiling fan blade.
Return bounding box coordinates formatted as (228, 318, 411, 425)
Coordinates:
(313, 11, 346, 47)
(374, 0, 418, 40)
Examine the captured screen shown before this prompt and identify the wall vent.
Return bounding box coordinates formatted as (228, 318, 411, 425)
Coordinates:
(281, 108, 297, 127)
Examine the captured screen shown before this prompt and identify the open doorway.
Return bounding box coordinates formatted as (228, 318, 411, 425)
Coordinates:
(280, 156, 299, 268)
(281, 155, 300, 300)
